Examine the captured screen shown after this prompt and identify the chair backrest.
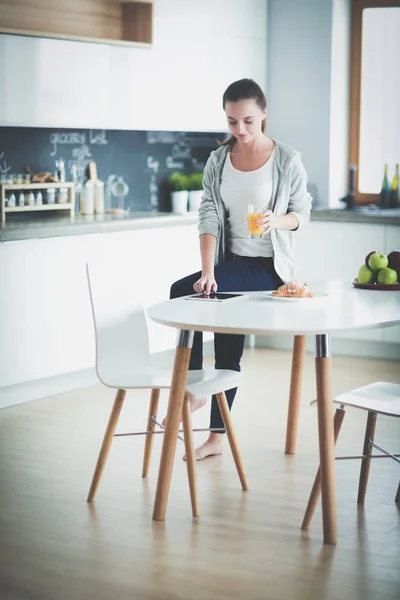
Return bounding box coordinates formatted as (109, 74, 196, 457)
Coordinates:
(86, 259, 151, 384)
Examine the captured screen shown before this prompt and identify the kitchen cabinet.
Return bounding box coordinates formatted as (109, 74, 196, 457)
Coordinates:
(0, 0, 153, 47)
(0, 221, 200, 390)
(295, 220, 385, 342)
(382, 225, 400, 344)
(284, 219, 399, 352)
(1, 216, 398, 408)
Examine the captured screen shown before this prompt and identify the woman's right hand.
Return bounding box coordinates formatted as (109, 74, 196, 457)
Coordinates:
(193, 272, 218, 295)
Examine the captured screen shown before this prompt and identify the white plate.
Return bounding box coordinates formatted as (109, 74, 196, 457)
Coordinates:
(261, 291, 329, 302)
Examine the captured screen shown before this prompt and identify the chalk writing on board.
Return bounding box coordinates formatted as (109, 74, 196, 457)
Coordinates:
(89, 130, 108, 146)
(172, 144, 191, 160)
(183, 133, 224, 147)
(49, 130, 108, 156)
(149, 174, 158, 209)
(147, 131, 177, 144)
(0, 151, 11, 176)
(147, 156, 160, 174)
(166, 156, 184, 170)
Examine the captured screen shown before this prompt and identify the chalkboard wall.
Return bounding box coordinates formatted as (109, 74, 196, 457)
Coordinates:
(0, 127, 225, 212)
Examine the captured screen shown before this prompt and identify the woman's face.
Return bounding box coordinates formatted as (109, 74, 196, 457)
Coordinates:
(225, 99, 266, 143)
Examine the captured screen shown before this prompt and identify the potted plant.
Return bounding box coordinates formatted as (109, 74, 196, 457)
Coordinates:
(167, 172, 189, 214)
(187, 172, 203, 212)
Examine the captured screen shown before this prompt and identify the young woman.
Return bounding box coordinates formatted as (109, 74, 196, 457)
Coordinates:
(169, 78, 312, 460)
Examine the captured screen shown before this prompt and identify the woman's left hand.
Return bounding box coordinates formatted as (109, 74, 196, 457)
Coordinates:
(258, 210, 278, 235)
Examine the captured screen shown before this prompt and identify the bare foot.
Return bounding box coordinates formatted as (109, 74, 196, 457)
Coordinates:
(183, 434, 223, 461)
(162, 396, 207, 427)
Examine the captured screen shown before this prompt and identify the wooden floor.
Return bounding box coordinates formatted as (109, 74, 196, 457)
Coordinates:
(0, 348, 399, 600)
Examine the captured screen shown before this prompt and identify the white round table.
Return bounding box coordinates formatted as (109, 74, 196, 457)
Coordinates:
(147, 280, 400, 544)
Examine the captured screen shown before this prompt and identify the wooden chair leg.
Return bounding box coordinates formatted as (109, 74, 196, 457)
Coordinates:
(153, 344, 192, 521)
(301, 406, 345, 530)
(87, 388, 126, 503)
(182, 395, 200, 517)
(216, 392, 249, 491)
(357, 411, 377, 504)
(285, 335, 306, 454)
(142, 388, 160, 478)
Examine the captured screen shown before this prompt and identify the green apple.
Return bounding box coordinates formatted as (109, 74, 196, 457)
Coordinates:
(368, 252, 388, 272)
(365, 250, 377, 267)
(358, 265, 375, 284)
(377, 267, 398, 285)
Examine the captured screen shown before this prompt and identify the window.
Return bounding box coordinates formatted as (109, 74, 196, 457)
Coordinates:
(349, 0, 400, 204)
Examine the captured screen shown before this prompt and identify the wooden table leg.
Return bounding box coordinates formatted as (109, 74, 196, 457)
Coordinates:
(314, 333, 337, 545)
(152, 329, 194, 521)
(285, 335, 306, 454)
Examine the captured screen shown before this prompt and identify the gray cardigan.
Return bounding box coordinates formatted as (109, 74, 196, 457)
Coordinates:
(198, 140, 312, 283)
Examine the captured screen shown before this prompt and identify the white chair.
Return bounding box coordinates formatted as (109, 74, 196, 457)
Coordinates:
(86, 259, 248, 516)
(302, 382, 400, 530)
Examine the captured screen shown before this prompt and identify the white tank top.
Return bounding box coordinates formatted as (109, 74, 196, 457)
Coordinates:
(220, 149, 275, 257)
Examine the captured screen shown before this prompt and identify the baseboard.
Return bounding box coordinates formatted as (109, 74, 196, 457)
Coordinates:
(0, 341, 216, 410)
(0, 368, 98, 410)
(254, 335, 400, 360)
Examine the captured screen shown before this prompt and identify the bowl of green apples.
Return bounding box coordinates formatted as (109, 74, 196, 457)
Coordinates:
(353, 250, 400, 290)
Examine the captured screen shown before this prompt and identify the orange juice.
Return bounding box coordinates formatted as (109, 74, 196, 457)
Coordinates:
(248, 213, 263, 237)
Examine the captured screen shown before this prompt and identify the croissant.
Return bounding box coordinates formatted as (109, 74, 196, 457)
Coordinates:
(272, 280, 313, 298)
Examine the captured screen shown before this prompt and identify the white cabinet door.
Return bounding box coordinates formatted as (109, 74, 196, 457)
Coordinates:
(382, 225, 400, 344)
(0, 224, 202, 388)
(296, 220, 386, 281)
(295, 220, 386, 341)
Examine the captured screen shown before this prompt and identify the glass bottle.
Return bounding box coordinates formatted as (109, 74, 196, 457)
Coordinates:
(389, 163, 399, 208)
(379, 163, 390, 209)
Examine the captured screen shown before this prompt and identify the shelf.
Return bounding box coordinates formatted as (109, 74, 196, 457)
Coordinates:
(5, 204, 73, 213)
(0, 1, 153, 47)
(2, 183, 75, 190)
(1, 182, 75, 227)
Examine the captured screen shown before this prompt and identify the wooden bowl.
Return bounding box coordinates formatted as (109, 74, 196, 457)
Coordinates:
(352, 279, 400, 291)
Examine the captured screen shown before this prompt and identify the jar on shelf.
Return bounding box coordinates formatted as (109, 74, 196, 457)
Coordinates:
(23, 174, 31, 184)
(35, 192, 43, 205)
(28, 192, 35, 206)
(56, 188, 68, 204)
(80, 183, 94, 215)
(18, 192, 25, 206)
(8, 193, 16, 207)
(94, 182, 105, 214)
(46, 188, 56, 205)
(14, 174, 23, 184)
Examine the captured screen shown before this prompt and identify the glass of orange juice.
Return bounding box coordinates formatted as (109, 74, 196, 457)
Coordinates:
(247, 204, 264, 238)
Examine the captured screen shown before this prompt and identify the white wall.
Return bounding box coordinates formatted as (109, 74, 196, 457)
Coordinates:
(267, 0, 351, 208)
(329, 0, 351, 208)
(0, 0, 268, 131)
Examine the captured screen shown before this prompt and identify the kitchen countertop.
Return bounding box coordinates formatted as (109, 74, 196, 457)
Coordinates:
(0, 206, 399, 243)
(311, 207, 400, 225)
(0, 211, 199, 242)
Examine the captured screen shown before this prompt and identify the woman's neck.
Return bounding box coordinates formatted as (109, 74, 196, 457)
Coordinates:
(234, 134, 272, 154)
